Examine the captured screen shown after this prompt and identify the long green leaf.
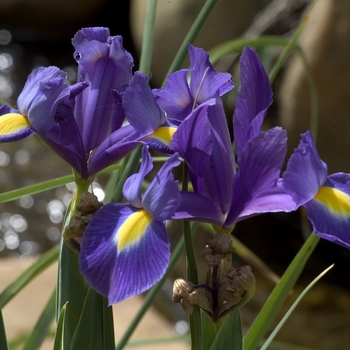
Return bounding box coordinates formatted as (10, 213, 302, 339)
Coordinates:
(138, 0, 158, 76)
(209, 310, 242, 350)
(163, 0, 219, 85)
(0, 244, 59, 307)
(244, 233, 320, 350)
(54, 302, 68, 350)
(70, 288, 114, 350)
(260, 264, 334, 350)
(0, 307, 9, 350)
(22, 289, 56, 350)
(201, 311, 220, 350)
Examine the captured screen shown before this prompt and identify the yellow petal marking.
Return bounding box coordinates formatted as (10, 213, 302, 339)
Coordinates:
(144, 126, 177, 146)
(117, 209, 152, 250)
(0, 113, 30, 135)
(314, 186, 350, 215)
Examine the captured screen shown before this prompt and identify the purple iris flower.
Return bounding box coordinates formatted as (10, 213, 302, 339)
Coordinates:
(0, 27, 141, 179)
(153, 45, 234, 122)
(171, 47, 296, 229)
(283, 131, 350, 249)
(115, 45, 234, 155)
(79, 145, 181, 304)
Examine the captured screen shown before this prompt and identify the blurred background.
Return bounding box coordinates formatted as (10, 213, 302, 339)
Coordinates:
(1, 0, 350, 349)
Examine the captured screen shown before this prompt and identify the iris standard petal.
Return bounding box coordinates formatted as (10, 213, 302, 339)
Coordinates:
(79, 203, 170, 304)
(283, 131, 328, 206)
(0, 113, 34, 142)
(73, 28, 133, 151)
(123, 145, 153, 208)
(142, 152, 181, 221)
(123, 72, 166, 133)
(233, 47, 273, 159)
(17, 67, 70, 136)
(188, 45, 234, 104)
(225, 128, 288, 226)
(152, 70, 192, 122)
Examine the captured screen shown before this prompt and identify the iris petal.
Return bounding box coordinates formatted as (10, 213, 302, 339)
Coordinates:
(305, 196, 350, 249)
(123, 145, 153, 208)
(283, 131, 328, 205)
(79, 203, 170, 304)
(233, 47, 273, 160)
(142, 152, 181, 221)
(225, 128, 288, 226)
(0, 113, 34, 142)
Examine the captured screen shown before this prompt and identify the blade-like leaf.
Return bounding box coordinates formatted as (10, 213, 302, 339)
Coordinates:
(0, 307, 9, 350)
(54, 302, 68, 350)
(260, 264, 334, 350)
(210, 310, 242, 350)
(70, 288, 115, 350)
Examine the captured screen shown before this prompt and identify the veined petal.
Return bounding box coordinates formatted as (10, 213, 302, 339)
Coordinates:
(142, 152, 181, 221)
(0, 113, 34, 142)
(79, 204, 170, 304)
(73, 28, 133, 151)
(88, 124, 143, 176)
(283, 131, 328, 206)
(17, 67, 70, 136)
(226, 128, 288, 226)
(303, 172, 350, 249)
(123, 72, 166, 133)
(188, 45, 234, 103)
(123, 145, 153, 208)
(171, 191, 225, 226)
(233, 47, 272, 159)
(153, 69, 192, 122)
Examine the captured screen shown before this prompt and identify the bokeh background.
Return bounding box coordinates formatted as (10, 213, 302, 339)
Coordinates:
(1, 0, 350, 349)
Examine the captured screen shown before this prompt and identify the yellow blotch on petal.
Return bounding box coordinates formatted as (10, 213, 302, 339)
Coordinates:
(314, 186, 350, 215)
(117, 209, 152, 250)
(0, 113, 30, 135)
(145, 126, 177, 146)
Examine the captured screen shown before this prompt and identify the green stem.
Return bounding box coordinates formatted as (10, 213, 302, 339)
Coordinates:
(138, 0, 158, 76)
(162, 0, 219, 85)
(268, 5, 313, 84)
(244, 232, 320, 350)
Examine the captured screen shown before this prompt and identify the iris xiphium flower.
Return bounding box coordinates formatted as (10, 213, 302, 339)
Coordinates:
(171, 47, 296, 229)
(79, 145, 181, 304)
(0, 27, 141, 180)
(283, 131, 350, 249)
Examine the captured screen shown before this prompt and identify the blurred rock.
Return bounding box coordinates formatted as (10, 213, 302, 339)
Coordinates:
(278, 0, 350, 173)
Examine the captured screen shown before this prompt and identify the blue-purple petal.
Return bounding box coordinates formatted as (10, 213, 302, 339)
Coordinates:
(283, 131, 328, 206)
(225, 128, 288, 226)
(123, 72, 166, 133)
(73, 28, 133, 151)
(188, 45, 234, 103)
(123, 145, 153, 208)
(142, 152, 181, 221)
(17, 67, 71, 136)
(233, 47, 272, 159)
(79, 203, 170, 304)
(171, 191, 225, 226)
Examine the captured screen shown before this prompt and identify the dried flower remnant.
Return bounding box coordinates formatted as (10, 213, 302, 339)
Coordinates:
(173, 232, 255, 322)
(64, 192, 103, 252)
